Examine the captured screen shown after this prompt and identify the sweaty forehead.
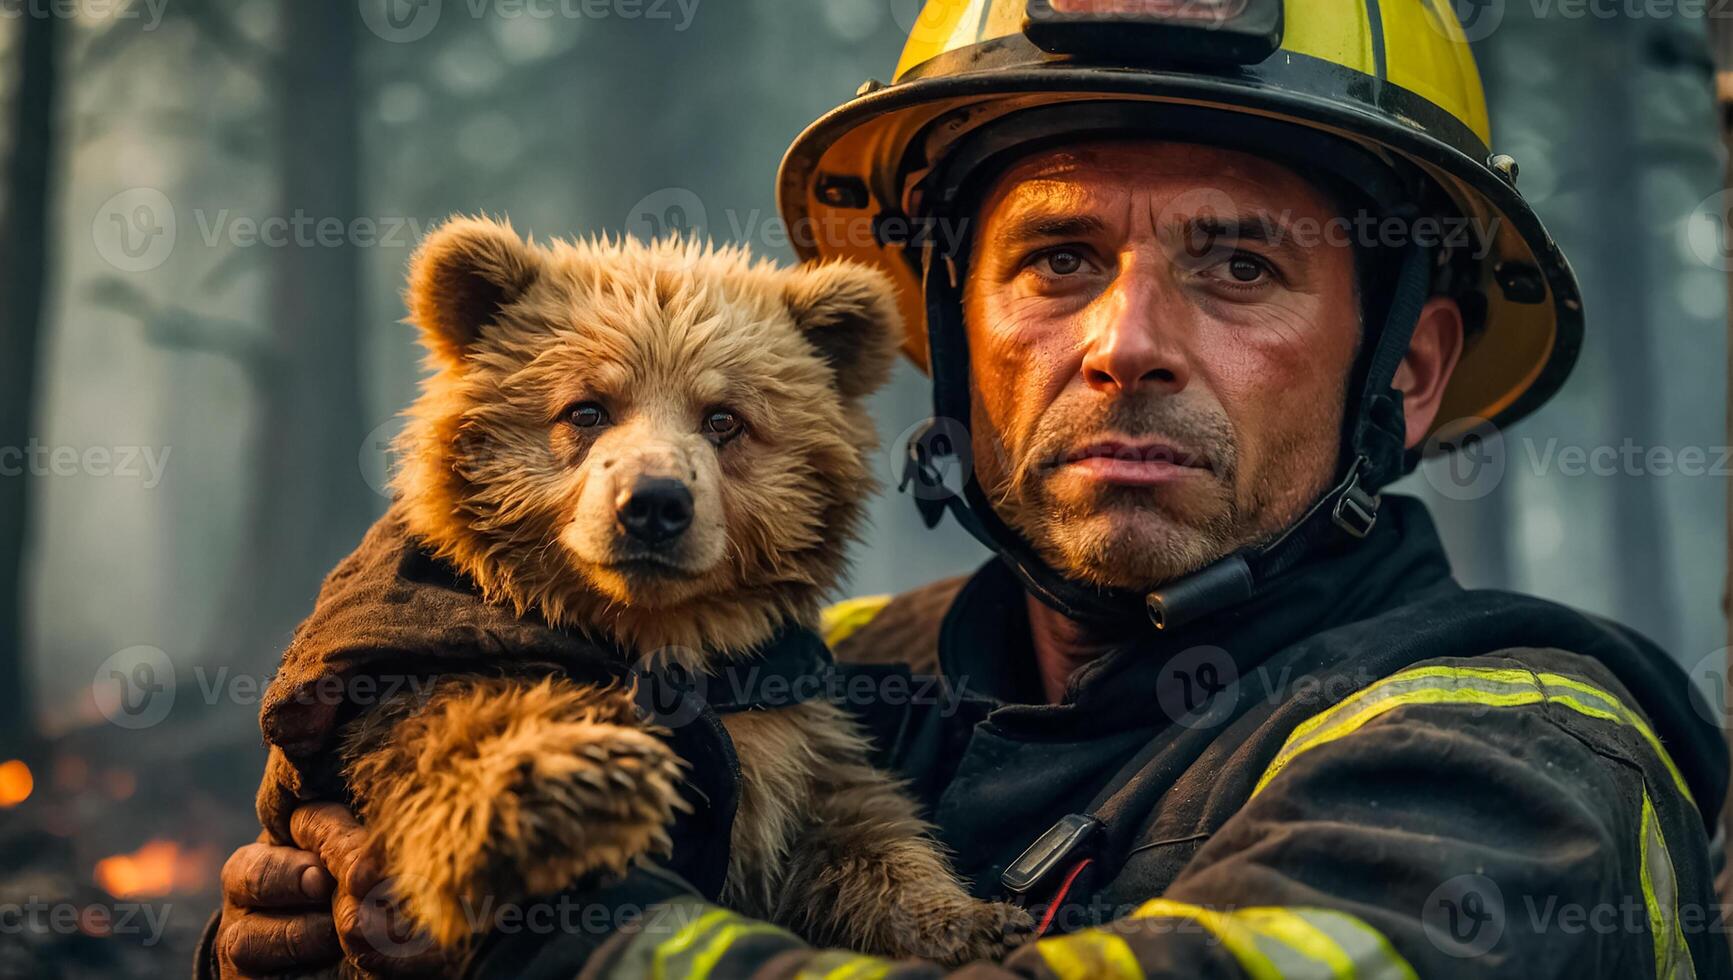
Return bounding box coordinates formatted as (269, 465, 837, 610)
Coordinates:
(976, 139, 1335, 226)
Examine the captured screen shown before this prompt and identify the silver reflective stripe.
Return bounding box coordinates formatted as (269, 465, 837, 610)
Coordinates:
(1238, 927, 1337, 979)
(1289, 909, 1418, 980)
(1641, 792, 1697, 980)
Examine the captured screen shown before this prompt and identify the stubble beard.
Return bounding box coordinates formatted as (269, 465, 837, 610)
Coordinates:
(985, 393, 1333, 592)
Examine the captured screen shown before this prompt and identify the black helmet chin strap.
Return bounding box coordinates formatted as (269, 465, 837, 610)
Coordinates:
(900, 220, 1435, 635)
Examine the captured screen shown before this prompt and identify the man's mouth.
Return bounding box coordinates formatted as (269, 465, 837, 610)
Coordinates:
(1053, 439, 1211, 487)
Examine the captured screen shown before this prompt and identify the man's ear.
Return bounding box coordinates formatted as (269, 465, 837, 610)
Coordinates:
(783, 260, 904, 400)
(405, 215, 543, 365)
(1394, 295, 1467, 449)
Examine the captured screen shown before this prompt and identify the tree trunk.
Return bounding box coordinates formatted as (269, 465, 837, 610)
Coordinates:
(1589, 19, 1682, 652)
(0, 11, 61, 761)
(204, 3, 372, 668)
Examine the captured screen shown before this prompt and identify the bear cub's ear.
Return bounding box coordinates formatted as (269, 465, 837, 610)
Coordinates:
(406, 215, 543, 365)
(783, 260, 904, 401)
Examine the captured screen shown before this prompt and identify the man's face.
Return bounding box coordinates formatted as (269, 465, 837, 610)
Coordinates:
(964, 140, 1362, 591)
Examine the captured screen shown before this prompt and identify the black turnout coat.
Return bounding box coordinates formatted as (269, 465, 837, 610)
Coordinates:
(511, 496, 1731, 980)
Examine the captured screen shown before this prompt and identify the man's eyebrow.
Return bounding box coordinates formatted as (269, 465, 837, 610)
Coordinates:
(1186, 212, 1295, 245)
(993, 213, 1110, 244)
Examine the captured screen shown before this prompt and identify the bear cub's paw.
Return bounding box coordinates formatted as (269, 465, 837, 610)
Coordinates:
(357, 678, 685, 949)
(879, 894, 1036, 967)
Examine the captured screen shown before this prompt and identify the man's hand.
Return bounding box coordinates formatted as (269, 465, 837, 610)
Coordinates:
(214, 803, 446, 978)
(214, 820, 340, 978)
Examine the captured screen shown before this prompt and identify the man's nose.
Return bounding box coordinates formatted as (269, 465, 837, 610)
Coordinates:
(1079, 275, 1190, 396)
(616, 477, 694, 545)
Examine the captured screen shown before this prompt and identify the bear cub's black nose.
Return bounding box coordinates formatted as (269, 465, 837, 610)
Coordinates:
(618, 478, 694, 544)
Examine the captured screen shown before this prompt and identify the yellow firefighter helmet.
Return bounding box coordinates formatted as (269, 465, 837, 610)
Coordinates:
(778, 0, 1579, 451)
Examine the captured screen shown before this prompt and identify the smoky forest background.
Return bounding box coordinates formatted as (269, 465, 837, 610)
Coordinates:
(1, 1, 1731, 975)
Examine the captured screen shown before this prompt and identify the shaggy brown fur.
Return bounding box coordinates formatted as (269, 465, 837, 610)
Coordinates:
(300, 217, 1029, 973)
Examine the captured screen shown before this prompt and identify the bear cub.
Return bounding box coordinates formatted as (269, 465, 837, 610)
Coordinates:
(288, 217, 1031, 970)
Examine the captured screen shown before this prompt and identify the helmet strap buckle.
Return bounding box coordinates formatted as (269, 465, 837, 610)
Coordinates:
(899, 418, 957, 530)
(1331, 460, 1381, 540)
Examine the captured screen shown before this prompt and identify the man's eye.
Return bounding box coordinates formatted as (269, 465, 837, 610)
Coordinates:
(1206, 253, 1276, 288)
(702, 409, 745, 443)
(1227, 256, 1267, 283)
(565, 402, 609, 428)
(1035, 248, 1089, 277)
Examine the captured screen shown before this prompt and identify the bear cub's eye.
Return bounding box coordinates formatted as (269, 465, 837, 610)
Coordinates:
(701, 409, 745, 444)
(565, 402, 610, 429)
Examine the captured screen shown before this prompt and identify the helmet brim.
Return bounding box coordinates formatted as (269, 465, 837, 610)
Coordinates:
(778, 63, 1582, 453)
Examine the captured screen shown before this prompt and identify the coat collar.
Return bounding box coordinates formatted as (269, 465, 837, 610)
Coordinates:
(936, 494, 1458, 728)
(635, 623, 837, 717)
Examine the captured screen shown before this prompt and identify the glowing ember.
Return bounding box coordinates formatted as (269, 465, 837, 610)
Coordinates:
(95, 839, 215, 898)
(0, 759, 32, 807)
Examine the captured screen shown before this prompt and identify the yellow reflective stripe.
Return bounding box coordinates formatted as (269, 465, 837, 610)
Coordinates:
(1132, 899, 1280, 979)
(820, 594, 893, 648)
(1251, 665, 1693, 805)
(1127, 901, 1418, 980)
(1279, 665, 1535, 747)
(651, 908, 732, 980)
(687, 920, 794, 980)
(1254, 683, 1542, 797)
(1640, 791, 1698, 980)
(1036, 929, 1145, 980)
(1536, 673, 1692, 805)
(796, 950, 895, 980)
(645, 905, 802, 980)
